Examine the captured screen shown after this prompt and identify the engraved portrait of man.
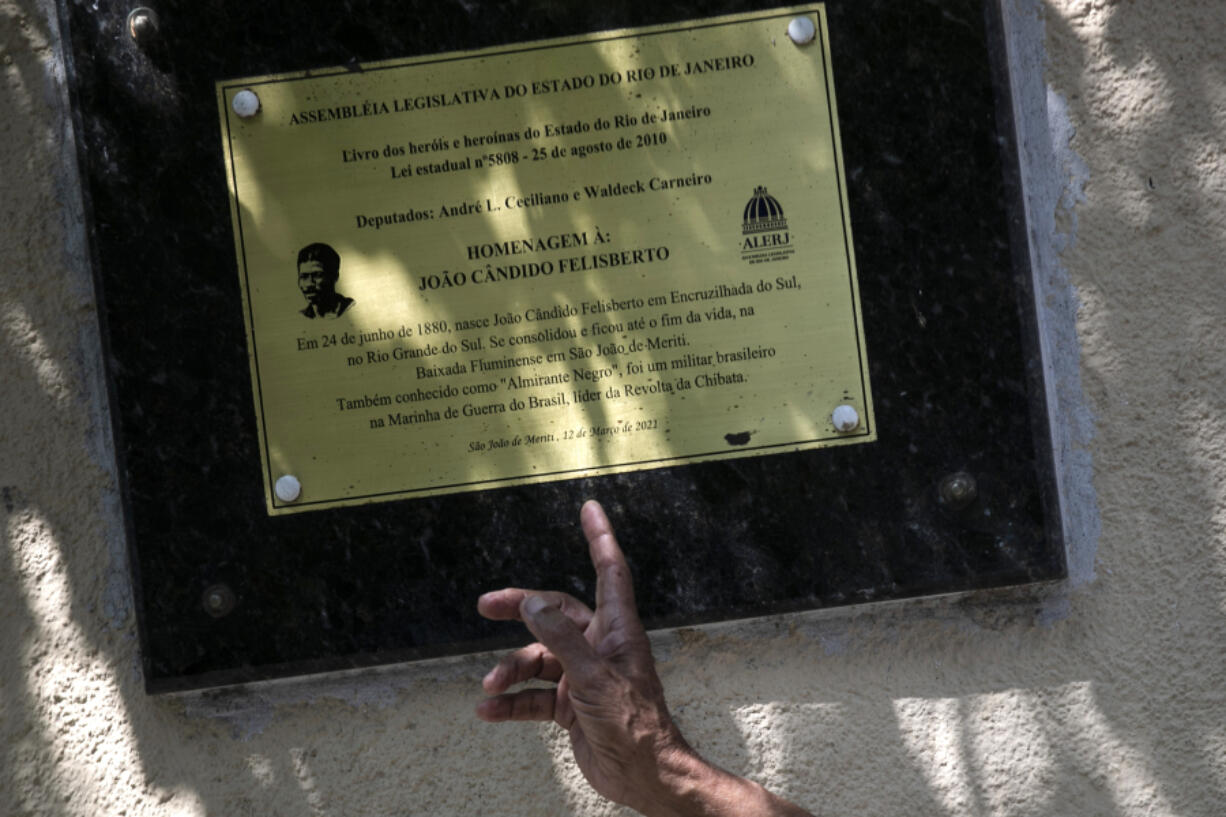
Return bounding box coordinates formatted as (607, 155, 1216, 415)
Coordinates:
(297, 242, 354, 319)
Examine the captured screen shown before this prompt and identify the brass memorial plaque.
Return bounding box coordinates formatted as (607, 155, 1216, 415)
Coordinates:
(218, 5, 874, 515)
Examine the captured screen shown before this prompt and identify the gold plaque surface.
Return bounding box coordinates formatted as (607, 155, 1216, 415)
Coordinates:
(218, 5, 874, 515)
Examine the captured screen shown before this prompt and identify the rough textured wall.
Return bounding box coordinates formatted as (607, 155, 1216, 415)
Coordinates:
(2, 0, 1223, 815)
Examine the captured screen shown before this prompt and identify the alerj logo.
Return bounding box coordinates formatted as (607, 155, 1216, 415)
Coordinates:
(740, 186, 795, 265)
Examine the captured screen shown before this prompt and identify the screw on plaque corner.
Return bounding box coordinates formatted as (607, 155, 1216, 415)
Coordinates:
(232, 89, 262, 119)
(787, 17, 816, 45)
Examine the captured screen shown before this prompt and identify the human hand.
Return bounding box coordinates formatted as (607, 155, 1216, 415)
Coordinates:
(476, 499, 690, 812)
(476, 500, 814, 817)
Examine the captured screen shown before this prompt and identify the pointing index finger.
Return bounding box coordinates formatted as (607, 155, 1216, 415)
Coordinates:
(580, 500, 641, 630)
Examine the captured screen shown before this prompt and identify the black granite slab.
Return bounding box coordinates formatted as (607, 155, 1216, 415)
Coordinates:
(57, 0, 1065, 693)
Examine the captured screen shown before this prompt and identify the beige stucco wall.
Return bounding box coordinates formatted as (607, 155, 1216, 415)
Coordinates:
(3, 0, 1224, 814)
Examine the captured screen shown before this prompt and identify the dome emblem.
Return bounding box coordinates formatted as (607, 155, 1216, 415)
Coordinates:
(739, 186, 795, 265)
(742, 186, 789, 235)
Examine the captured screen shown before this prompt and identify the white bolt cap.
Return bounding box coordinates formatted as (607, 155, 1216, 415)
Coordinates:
(275, 474, 301, 502)
(232, 89, 261, 118)
(788, 16, 816, 45)
(832, 404, 860, 432)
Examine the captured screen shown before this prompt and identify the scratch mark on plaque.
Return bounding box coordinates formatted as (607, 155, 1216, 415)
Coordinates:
(724, 432, 752, 446)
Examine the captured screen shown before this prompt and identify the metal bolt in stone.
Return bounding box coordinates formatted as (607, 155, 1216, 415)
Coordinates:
(832, 404, 860, 432)
(939, 472, 978, 509)
(232, 89, 262, 119)
(202, 583, 236, 618)
(127, 7, 158, 44)
(275, 474, 301, 502)
(788, 16, 816, 45)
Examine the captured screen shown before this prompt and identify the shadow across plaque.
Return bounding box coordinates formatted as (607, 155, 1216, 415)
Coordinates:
(57, 0, 1065, 692)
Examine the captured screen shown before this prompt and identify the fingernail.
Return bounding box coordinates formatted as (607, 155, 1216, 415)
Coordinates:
(522, 594, 548, 617)
(483, 667, 498, 687)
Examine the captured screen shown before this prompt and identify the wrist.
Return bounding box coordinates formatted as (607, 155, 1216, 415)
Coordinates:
(640, 744, 744, 817)
(637, 740, 716, 817)
(641, 742, 813, 817)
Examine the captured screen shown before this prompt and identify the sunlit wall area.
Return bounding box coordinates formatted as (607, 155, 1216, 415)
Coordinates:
(2, 0, 1224, 815)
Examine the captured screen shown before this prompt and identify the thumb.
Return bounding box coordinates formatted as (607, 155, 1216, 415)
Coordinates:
(520, 595, 602, 688)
